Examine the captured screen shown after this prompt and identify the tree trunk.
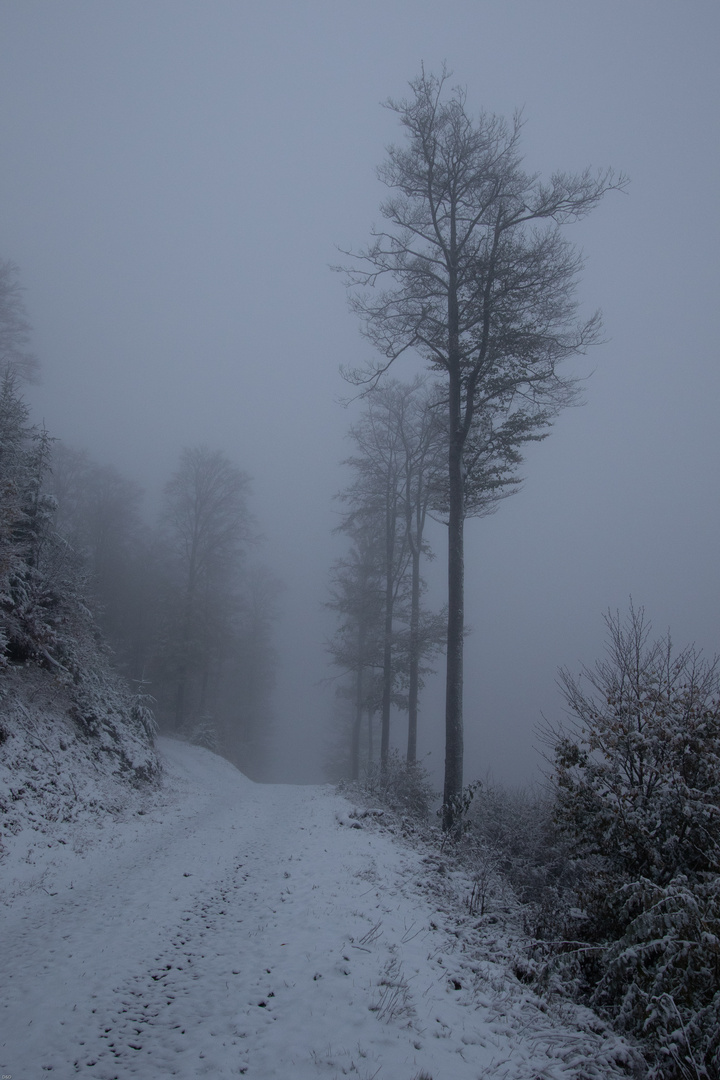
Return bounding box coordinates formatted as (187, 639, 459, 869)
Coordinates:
(174, 614, 192, 731)
(367, 708, 374, 766)
(174, 673, 187, 732)
(443, 266, 464, 829)
(380, 485, 395, 771)
(198, 666, 209, 717)
(174, 551, 197, 732)
(351, 618, 367, 780)
(351, 666, 362, 781)
(443, 424, 464, 827)
(406, 543, 421, 763)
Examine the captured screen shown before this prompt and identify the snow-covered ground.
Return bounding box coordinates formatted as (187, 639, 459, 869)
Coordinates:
(1, 738, 639, 1079)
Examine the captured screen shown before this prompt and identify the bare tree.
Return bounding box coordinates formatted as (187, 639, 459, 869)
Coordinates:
(162, 446, 253, 731)
(341, 391, 411, 769)
(224, 564, 283, 779)
(326, 518, 384, 779)
(330, 379, 446, 773)
(342, 68, 626, 826)
(380, 379, 446, 763)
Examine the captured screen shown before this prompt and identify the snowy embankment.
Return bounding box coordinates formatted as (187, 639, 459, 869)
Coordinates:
(1, 738, 639, 1080)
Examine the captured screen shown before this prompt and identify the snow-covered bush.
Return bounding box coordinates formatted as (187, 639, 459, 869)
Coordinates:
(467, 782, 578, 935)
(129, 682, 159, 740)
(595, 874, 720, 1079)
(552, 606, 720, 903)
(67, 657, 158, 779)
(348, 750, 437, 821)
(548, 606, 720, 1078)
(186, 714, 220, 753)
(438, 779, 480, 842)
(0, 665, 159, 878)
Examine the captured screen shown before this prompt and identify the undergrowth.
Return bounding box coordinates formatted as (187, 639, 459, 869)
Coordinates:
(338, 750, 437, 824)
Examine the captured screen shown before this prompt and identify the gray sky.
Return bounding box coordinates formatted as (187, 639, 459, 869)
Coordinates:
(1, 0, 718, 786)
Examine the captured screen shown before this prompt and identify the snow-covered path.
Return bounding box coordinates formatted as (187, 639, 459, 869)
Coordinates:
(1, 739, 634, 1079)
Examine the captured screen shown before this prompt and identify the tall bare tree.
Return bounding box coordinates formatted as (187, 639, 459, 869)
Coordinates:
(390, 380, 446, 763)
(162, 446, 253, 731)
(343, 68, 626, 826)
(224, 564, 283, 779)
(327, 517, 385, 779)
(341, 391, 411, 768)
(330, 379, 446, 773)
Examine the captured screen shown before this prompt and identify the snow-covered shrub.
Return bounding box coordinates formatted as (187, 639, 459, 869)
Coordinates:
(186, 714, 220, 754)
(0, 661, 159, 868)
(438, 779, 480, 842)
(129, 682, 158, 740)
(553, 607, 720, 893)
(547, 606, 720, 1077)
(350, 750, 436, 821)
(594, 874, 720, 1079)
(467, 782, 578, 936)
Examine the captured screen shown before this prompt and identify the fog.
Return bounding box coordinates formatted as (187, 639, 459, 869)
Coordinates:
(1, 0, 718, 787)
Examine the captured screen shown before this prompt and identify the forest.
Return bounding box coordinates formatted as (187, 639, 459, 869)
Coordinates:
(1, 38, 719, 1080)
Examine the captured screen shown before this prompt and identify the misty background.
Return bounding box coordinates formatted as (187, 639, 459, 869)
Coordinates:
(1, 0, 718, 787)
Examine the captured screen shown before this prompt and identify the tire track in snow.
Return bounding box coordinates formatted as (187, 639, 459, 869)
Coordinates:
(1, 740, 638, 1080)
(43, 784, 393, 1079)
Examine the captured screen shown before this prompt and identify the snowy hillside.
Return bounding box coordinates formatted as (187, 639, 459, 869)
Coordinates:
(0, 737, 641, 1080)
(0, 663, 159, 887)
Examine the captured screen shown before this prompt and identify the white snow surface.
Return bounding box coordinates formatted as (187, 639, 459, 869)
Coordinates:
(1, 738, 638, 1079)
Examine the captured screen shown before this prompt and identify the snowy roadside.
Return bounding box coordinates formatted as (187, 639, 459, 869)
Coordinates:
(1, 738, 641, 1079)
